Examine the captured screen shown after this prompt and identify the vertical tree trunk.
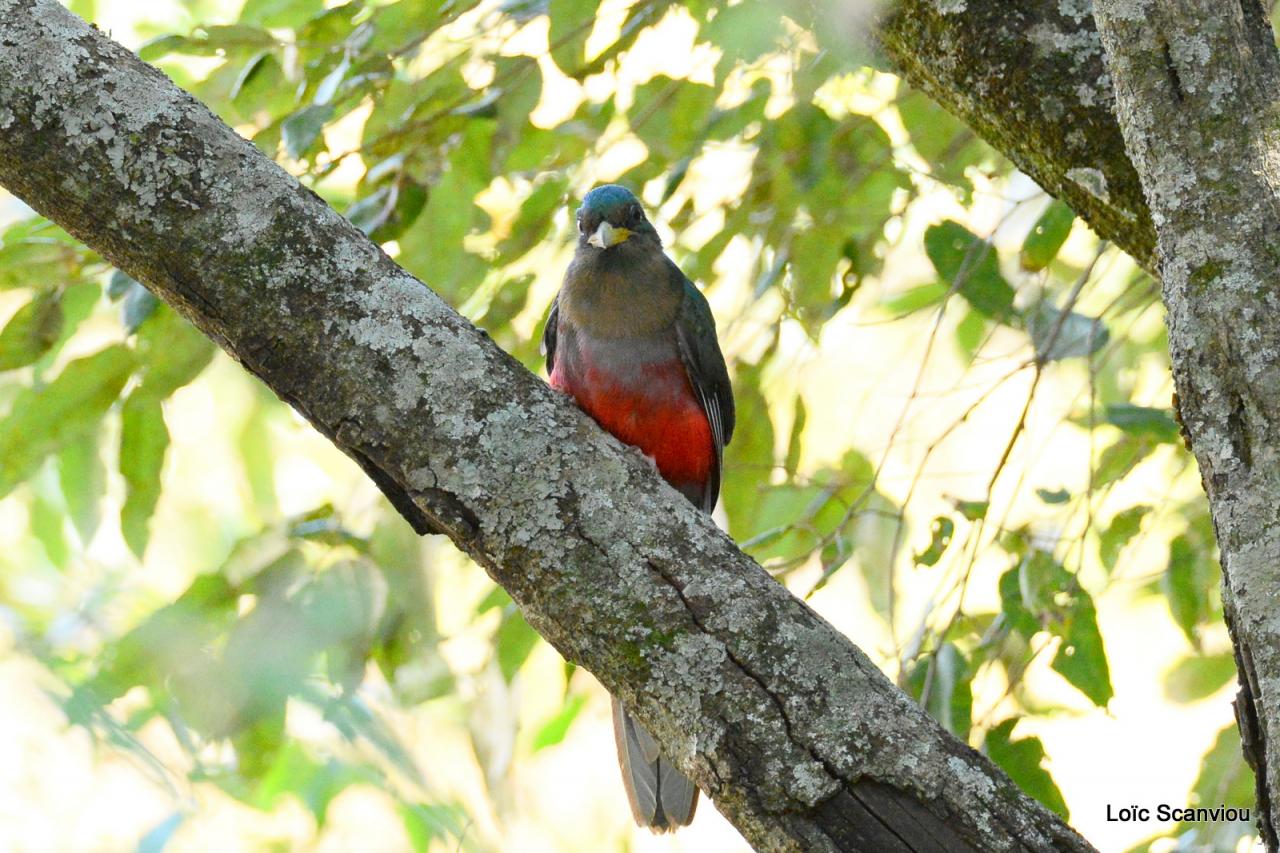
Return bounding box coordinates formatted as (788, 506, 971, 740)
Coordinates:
(1094, 0, 1280, 846)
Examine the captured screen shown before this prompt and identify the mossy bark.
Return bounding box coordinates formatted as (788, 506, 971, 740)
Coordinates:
(0, 1, 1094, 850)
(879, 0, 1157, 270)
(1094, 0, 1280, 845)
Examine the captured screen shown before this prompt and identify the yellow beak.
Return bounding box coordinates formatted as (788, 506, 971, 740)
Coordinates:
(588, 221, 631, 249)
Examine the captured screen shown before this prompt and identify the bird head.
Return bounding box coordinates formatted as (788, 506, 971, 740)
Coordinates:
(575, 185, 660, 250)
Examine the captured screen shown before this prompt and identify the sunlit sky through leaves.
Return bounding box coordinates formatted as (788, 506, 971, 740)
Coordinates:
(0, 0, 1256, 850)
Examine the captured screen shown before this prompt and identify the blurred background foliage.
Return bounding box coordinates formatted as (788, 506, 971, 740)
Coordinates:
(0, 0, 1258, 850)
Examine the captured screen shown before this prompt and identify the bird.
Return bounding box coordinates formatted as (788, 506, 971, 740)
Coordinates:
(542, 184, 735, 832)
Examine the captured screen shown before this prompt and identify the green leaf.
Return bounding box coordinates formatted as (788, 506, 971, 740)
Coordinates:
(1036, 488, 1070, 504)
(282, 103, 335, 160)
(953, 307, 986, 359)
(313, 55, 350, 106)
(237, 391, 278, 516)
(998, 564, 1040, 637)
(31, 487, 71, 569)
(1163, 653, 1236, 703)
(86, 572, 238, 705)
(296, 5, 361, 47)
(1003, 552, 1114, 706)
(1191, 724, 1256, 807)
(1050, 585, 1113, 707)
(370, 510, 450, 702)
(495, 176, 569, 264)
(1164, 534, 1213, 648)
(347, 180, 428, 243)
(119, 394, 169, 560)
(896, 88, 992, 201)
(58, 431, 106, 544)
(1093, 435, 1153, 487)
(368, 0, 460, 55)
(493, 54, 544, 143)
(400, 803, 468, 852)
(630, 76, 718, 160)
(138, 25, 275, 61)
(721, 362, 775, 538)
(882, 282, 948, 316)
(905, 643, 972, 739)
(531, 693, 588, 751)
(0, 219, 89, 289)
(495, 606, 539, 682)
(1020, 201, 1075, 272)
(1167, 724, 1256, 852)
(789, 226, 845, 335)
(0, 345, 135, 498)
(46, 281, 100, 362)
(239, 0, 326, 28)
(1026, 303, 1108, 361)
(135, 304, 217, 398)
(136, 35, 191, 61)
(984, 718, 1069, 818)
(476, 585, 511, 616)
(547, 0, 599, 77)
(914, 516, 954, 567)
(0, 290, 64, 371)
(955, 499, 989, 521)
(924, 221, 1016, 321)
(705, 79, 770, 141)
(229, 53, 296, 122)
(251, 740, 365, 822)
(1098, 504, 1149, 571)
(394, 121, 492, 301)
(704, 2, 780, 75)
(113, 306, 214, 559)
(1104, 404, 1180, 444)
(784, 395, 806, 474)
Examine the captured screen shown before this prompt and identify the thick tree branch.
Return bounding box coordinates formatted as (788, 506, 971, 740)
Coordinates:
(0, 1, 1092, 851)
(1093, 0, 1280, 845)
(878, 0, 1156, 270)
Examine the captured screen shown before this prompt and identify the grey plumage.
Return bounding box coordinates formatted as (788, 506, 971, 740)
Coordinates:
(612, 697, 699, 831)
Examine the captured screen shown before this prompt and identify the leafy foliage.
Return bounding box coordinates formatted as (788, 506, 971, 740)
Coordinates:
(0, 0, 1242, 848)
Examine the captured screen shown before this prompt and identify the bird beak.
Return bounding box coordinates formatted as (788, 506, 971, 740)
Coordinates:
(588, 221, 631, 249)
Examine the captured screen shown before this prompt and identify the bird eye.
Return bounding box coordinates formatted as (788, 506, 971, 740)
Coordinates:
(629, 204, 643, 224)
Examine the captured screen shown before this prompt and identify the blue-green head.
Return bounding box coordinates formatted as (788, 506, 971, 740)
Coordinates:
(575, 185, 660, 251)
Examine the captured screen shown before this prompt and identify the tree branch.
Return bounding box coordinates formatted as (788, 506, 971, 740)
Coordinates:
(0, 1, 1092, 850)
(1093, 0, 1280, 845)
(878, 0, 1156, 270)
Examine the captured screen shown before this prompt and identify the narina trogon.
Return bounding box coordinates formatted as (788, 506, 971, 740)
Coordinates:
(542, 184, 736, 832)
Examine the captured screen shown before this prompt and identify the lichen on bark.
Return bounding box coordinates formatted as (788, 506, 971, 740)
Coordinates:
(1094, 0, 1280, 846)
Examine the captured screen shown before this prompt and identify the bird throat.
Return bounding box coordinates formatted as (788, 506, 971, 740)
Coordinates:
(560, 248, 681, 339)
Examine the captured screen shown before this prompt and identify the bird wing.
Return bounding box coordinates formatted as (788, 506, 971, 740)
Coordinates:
(541, 293, 560, 372)
(672, 265, 736, 514)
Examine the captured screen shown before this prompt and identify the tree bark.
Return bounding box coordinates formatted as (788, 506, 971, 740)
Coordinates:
(877, 0, 1157, 270)
(1093, 0, 1280, 846)
(0, 1, 1094, 851)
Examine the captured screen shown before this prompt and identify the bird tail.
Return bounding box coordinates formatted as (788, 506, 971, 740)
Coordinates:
(611, 696, 699, 832)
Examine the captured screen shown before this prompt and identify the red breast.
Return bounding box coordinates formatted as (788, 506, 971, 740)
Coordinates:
(551, 358, 713, 496)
